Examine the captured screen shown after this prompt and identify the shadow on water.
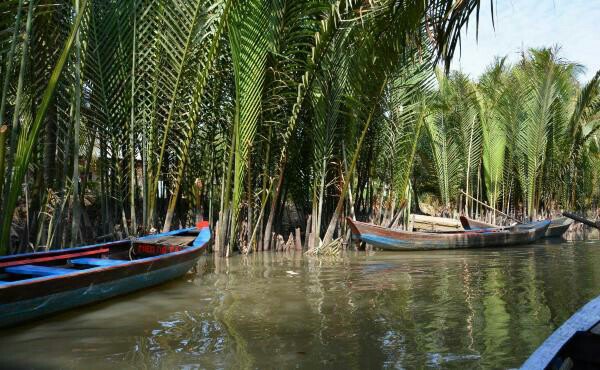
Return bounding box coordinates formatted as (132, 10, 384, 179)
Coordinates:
(1, 241, 600, 369)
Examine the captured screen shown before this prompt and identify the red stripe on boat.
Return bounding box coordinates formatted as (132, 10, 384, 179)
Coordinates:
(0, 248, 110, 268)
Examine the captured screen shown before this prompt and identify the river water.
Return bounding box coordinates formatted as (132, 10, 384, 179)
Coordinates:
(1, 239, 600, 369)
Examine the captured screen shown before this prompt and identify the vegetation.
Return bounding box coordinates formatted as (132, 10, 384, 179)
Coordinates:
(0, 0, 597, 256)
(425, 51, 600, 222)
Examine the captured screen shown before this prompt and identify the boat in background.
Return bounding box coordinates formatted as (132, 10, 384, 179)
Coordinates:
(459, 216, 517, 231)
(521, 295, 600, 369)
(347, 218, 549, 251)
(461, 216, 572, 238)
(0, 222, 211, 328)
(544, 217, 573, 238)
(410, 214, 463, 232)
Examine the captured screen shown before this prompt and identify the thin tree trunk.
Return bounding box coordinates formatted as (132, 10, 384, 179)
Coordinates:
(142, 123, 148, 230)
(129, 9, 138, 235)
(99, 140, 110, 236)
(263, 159, 285, 251)
(246, 146, 253, 249)
(0, 126, 8, 199)
(311, 156, 327, 249)
(70, 0, 83, 246)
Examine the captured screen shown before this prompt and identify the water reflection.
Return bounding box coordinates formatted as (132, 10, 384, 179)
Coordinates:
(1, 242, 600, 369)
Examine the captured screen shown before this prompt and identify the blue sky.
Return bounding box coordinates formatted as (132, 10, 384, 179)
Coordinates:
(451, 0, 600, 82)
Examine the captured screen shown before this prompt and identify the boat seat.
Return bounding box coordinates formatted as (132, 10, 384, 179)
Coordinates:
(5, 265, 75, 277)
(70, 258, 126, 267)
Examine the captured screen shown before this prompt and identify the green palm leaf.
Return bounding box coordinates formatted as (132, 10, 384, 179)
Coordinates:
(0, 0, 88, 253)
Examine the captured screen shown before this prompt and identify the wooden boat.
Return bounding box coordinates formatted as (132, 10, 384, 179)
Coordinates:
(544, 217, 573, 238)
(347, 218, 550, 251)
(0, 222, 211, 328)
(461, 216, 572, 238)
(521, 295, 600, 369)
(563, 212, 600, 230)
(410, 214, 463, 232)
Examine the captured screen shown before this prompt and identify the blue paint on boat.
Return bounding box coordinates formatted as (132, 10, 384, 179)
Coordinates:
(0, 259, 196, 327)
(6, 265, 76, 276)
(195, 226, 211, 246)
(356, 234, 447, 250)
(70, 258, 127, 267)
(0, 228, 208, 289)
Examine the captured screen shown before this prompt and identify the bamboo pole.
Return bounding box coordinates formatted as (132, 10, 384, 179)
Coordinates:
(460, 190, 521, 224)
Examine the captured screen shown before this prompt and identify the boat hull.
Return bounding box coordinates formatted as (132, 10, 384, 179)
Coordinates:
(544, 217, 573, 238)
(0, 225, 210, 328)
(0, 259, 196, 327)
(522, 295, 600, 369)
(347, 218, 549, 251)
(461, 216, 571, 239)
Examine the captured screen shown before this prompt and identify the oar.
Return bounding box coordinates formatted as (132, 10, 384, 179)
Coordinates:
(460, 190, 522, 224)
(563, 212, 600, 230)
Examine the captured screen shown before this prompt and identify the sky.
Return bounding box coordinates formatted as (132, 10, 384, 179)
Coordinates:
(451, 0, 600, 82)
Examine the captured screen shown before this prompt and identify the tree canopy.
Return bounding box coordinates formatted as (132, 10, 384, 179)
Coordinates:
(0, 0, 597, 256)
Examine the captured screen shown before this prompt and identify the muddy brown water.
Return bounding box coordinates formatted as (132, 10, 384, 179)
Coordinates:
(1, 239, 599, 369)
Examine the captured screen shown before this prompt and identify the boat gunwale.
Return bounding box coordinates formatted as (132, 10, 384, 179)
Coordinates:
(548, 217, 574, 228)
(0, 226, 211, 290)
(521, 295, 600, 369)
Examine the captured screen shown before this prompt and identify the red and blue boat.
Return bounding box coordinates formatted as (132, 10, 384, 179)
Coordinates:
(0, 222, 211, 328)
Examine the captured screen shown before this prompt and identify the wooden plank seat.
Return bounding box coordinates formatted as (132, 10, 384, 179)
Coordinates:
(70, 258, 126, 267)
(5, 265, 75, 277)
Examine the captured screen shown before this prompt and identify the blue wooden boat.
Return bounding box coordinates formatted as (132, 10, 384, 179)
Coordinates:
(522, 295, 600, 369)
(347, 218, 550, 251)
(0, 222, 211, 328)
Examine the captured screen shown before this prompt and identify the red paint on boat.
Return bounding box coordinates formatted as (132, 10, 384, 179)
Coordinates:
(0, 248, 110, 268)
